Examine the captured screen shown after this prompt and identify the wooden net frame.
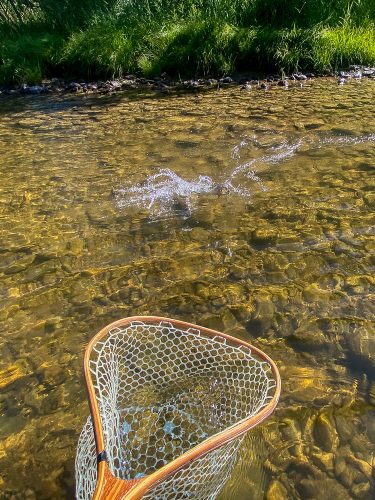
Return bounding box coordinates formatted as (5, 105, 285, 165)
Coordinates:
(75, 316, 281, 499)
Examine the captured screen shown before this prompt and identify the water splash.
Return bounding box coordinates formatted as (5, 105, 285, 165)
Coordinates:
(115, 168, 254, 217)
(116, 169, 219, 216)
(230, 138, 303, 178)
(114, 132, 375, 217)
(317, 133, 375, 147)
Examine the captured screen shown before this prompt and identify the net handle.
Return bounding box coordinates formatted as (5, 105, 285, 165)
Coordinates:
(83, 315, 281, 500)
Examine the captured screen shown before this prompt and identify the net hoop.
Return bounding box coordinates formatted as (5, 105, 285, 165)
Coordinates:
(82, 316, 281, 499)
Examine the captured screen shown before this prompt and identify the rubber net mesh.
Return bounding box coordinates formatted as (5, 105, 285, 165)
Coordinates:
(76, 320, 276, 499)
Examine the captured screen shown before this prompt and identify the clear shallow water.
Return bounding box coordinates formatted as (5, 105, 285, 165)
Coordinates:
(0, 79, 374, 499)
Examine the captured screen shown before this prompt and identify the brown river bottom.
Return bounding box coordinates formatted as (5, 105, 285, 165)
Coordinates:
(0, 78, 374, 499)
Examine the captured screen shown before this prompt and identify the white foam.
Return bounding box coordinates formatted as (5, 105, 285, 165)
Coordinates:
(114, 132, 375, 217)
(116, 168, 216, 215)
(230, 138, 303, 178)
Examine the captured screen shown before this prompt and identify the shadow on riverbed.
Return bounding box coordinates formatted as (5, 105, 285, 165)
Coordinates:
(0, 84, 228, 115)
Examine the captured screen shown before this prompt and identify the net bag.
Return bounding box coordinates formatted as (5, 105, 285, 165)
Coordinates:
(75, 316, 281, 499)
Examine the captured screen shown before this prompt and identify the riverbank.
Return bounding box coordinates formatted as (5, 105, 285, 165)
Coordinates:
(1, 1, 375, 87)
(1, 66, 375, 98)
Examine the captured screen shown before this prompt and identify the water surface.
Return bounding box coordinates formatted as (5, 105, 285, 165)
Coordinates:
(0, 79, 374, 499)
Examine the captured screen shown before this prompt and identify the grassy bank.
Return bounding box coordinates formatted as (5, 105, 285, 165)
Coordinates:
(1, 0, 375, 84)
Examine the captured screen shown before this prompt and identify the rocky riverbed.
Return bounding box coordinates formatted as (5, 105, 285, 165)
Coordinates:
(0, 77, 374, 498)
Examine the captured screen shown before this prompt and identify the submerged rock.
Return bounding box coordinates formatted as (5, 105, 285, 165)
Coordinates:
(250, 228, 278, 246)
(0, 364, 28, 390)
(313, 413, 338, 453)
(296, 476, 349, 499)
(266, 479, 288, 499)
(351, 482, 371, 499)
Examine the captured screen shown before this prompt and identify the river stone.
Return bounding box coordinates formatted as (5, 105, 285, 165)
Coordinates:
(296, 476, 349, 499)
(267, 105, 285, 113)
(351, 482, 371, 499)
(311, 450, 334, 473)
(37, 362, 65, 387)
(250, 228, 278, 246)
(313, 413, 338, 452)
(192, 205, 215, 226)
(345, 454, 372, 480)
(189, 227, 209, 242)
(245, 317, 273, 337)
(22, 259, 59, 283)
(65, 239, 84, 255)
(334, 414, 355, 443)
(22, 85, 45, 95)
(0, 364, 27, 390)
(349, 434, 371, 455)
(228, 264, 248, 280)
(364, 411, 375, 441)
(266, 479, 287, 500)
(346, 324, 375, 371)
(2, 304, 20, 320)
(3, 254, 35, 275)
(303, 283, 333, 302)
(334, 455, 346, 477)
(262, 254, 289, 272)
(336, 457, 366, 489)
(199, 312, 233, 333)
(290, 322, 327, 347)
(67, 82, 81, 92)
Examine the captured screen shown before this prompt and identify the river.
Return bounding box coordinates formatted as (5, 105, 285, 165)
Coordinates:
(0, 78, 374, 499)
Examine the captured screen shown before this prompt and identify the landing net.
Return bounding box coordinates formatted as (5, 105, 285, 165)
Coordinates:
(76, 317, 280, 499)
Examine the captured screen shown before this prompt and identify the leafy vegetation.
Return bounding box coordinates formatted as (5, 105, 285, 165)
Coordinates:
(1, 0, 375, 84)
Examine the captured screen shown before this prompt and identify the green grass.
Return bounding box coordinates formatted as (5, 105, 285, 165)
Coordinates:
(1, 0, 375, 84)
(312, 24, 375, 70)
(0, 28, 63, 84)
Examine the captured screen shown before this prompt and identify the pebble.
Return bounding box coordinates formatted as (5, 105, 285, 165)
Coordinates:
(277, 79, 288, 87)
(220, 76, 233, 84)
(293, 73, 307, 80)
(20, 85, 46, 95)
(241, 82, 252, 91)
(66, 82, 81, 92)
(2, 65, 374, 97)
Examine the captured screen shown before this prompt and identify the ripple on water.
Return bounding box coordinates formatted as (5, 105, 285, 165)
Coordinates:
(0, 79, 374, 499)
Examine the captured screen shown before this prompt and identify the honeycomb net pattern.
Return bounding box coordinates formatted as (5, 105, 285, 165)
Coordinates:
(142, 439, 242, 500)
(76, 415, 97, 500)
(76, 320, 276, 499)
